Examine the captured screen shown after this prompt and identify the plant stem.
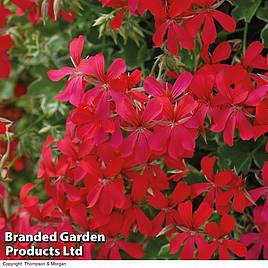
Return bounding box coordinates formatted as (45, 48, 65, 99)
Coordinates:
(243, 22, 248, 55)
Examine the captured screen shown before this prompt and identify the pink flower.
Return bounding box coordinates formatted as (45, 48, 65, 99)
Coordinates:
(241, 204, 268, 259)
(117, 98, 163, 164)
(47, 35, 91, 105)
(143, 71, 193, 103)
(82, 53, 127, 104)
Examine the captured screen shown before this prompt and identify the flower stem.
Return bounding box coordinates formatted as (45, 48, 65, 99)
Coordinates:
(243, 22, 248, 55)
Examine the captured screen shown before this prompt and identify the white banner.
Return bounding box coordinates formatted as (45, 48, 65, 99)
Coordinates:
(1, 260, 268, 268)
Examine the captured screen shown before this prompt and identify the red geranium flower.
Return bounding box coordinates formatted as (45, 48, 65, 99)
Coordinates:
(241, 204, 268, 259)
(254, 93, 268, 139)
(149, 95, 198, 160)
(0, 35, 14, 79)
(82, 53, 127, 105)
(185, 0, 236, 45)
(211, 65, 268, 146)
(242, 41, 267, 70)
(81, 155, 126, 215)
(0, 5, 11, 27)
(100, 0, 147, 29)
(48, 35, 92, 105)
(117, 98, 163, 163)
(170, 200, 213, 259)
(143, 71, 193, 103)
(200, 214, 247, 259)
(0, 121, 6, 135)
(249, 161, 268, 203)
(147, 0, 194, 55)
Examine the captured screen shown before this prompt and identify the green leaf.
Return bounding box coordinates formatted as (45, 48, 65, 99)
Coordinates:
(142, 237, 169, 260)
(260, 24, 268, 47)
(177, 48, 196, 72)
(16, 96, 37, 114)
(217, 139, 267, 174)
(28, 66, 64, 97)
(217, 141, 252, 174)
(232, 0, 261, 23)
(252, 141, 268, 168)
(158, 244, 179, 260)
(116, 40, 152, 69)
(256, 2, 268, 23)
(19, 131, 44, 160)
(0, 79, 15, 101)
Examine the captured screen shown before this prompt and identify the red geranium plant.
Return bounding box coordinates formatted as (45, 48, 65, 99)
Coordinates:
(1, 0, 268, 261)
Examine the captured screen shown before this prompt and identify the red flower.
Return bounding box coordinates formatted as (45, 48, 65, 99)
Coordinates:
(70, 96, 117, 145)
(14, 84, 28, 97)
(37, 135, 58, 179)
(215, 171, 253, 214)
(189, 66, 215, 128)
(81, 155, 126, 215)
(147, 0, 194, 55)
(100, 0, 147, 29)
(0, 5, 11, 27)
(211, 65, 268, 146)
(131, 165, 169, 203)
(117, 98, 163, 163)
(0, 35, 14, 79)
(48, 35, 91, 105)
(61, 10, 76, 22)
(242, 41, 267, 70)
(241, 204, 268, 259)
(121, 205, 152, 237)
(149, 95, 198, 160)
(249, 161, 268, 203)
(200, 214, 247, 259)
(48, 0, 76, 21)
(185, 0, 236, 45)
(0, 121, 6, 135)
(191, 156, 220, 207)
(12, 0, 41, 24)
(147, 191, 177, 236)
(170, 200, 213, 259)
(89, 211, 144, 259)
(143, 71, 193, 103)
(201, 41, 232, 66)
(12, 0, 76, 24)
(191, 156, 253, 214)
(82, 53, 127, 104)
(254, 94, 268, 139)
(116, 69, 148, 102)
(98, 239, 144, 259)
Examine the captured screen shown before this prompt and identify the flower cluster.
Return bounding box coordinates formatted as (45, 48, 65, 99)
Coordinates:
(99, 0, 236, 56)
(3, 31, 266, 260)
